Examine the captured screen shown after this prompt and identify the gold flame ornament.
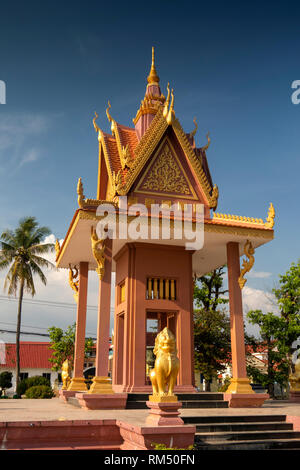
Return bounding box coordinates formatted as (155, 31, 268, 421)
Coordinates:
(77, 177, 85, 208)
(265, 202, 275, 229)
(68, 265, 79, 303)
(55, 239, 60, 260)
(91, 227, 106, 280)
(238, 240, 255, 289)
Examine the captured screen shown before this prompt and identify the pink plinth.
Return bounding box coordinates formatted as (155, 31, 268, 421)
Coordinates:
(223, 393, 269, 408)
(59, 389, 77, 403)
(289, 391, 300, 403)
(286, 415, 300, 431)
(75, 393, 128, 410)
(117, 420, 196, 450)
(146, 401, 184, 426)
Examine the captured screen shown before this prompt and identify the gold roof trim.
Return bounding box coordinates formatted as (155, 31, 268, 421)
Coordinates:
(213, 212, 264, 225)
(171, 117, 217, 209)
(213, 203, 275, 229)
(118, 106, 168, 195)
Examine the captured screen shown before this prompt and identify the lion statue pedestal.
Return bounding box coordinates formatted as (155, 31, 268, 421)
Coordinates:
(146, 327, 183, 426)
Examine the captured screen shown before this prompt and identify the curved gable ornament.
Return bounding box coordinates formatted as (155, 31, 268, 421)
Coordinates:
(238, 240, 255, 289)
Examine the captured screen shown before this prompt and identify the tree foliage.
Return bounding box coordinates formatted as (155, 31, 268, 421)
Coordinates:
(193, 267, 231, 389)
(48, 323, 94, 371)
(194, 308, 231, 384)
(247, 310, 290, 397)
(0, 371, 12, 396)
(0, 217, 54, 391)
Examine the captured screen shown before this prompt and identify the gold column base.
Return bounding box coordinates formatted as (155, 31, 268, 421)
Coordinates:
(67, 377, 88, 392)
(88, 376, 115, 394)
(226, 378, 255, 394)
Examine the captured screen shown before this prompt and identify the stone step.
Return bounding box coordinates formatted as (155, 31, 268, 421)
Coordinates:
(195, 429, 300, 443)
(183, 414, 287, 424)
(194, 438, 300, 451)
(126, 393, 224, 401)
(126, 400, 228, 409)
(193, 421, 293, 433)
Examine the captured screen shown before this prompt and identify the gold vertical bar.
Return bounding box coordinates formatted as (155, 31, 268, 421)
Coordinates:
(147, 278, 152, 299)
(153, 278, 158, 299)
(159, 278, 164, 299)
(170, 279, 175, 300)
(165, 279, 169, 300)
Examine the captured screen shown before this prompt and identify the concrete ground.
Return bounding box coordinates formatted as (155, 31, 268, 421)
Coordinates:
(1, 398, 300, 425)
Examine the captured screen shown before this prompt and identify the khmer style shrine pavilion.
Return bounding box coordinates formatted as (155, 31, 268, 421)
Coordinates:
(56, 48, 275, 408)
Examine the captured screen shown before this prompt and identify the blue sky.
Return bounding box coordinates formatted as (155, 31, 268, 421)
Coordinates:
(0, 0, 299, 341)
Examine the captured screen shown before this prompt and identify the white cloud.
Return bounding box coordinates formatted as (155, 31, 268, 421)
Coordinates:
(0, 113, 50, 171)
(247, 270, 272, 279)
(242, 286, 278, 314)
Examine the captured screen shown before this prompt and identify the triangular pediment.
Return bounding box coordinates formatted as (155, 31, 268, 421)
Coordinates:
(135, 138, 198, 200)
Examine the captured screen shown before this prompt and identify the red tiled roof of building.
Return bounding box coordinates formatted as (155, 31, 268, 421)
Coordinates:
(0, 342, 52, 369)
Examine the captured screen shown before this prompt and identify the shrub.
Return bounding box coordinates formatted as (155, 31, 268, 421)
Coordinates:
(25, 385, 54, 399)
(0, 371, 13, 395)
(17, 376, 50, 396)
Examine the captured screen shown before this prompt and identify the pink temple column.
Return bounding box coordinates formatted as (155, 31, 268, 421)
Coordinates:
(89, 238, 114, 394)
(68, 261, 89, 392)
(224, 242, 269, 406)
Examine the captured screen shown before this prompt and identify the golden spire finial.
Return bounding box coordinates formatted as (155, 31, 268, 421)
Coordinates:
(147, 46, 160, 85)
(190, 118, 198, 137)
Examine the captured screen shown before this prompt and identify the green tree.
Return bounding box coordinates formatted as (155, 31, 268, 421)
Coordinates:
(0, 371, 13, 396)
(247, 310, 290, 397)
(194, 267, 229, 312)
(272, 260, 300, 374)
(0, 217, 54, 392)
(48, 323, 94, 371)
(194, 267, 230, 391)
(194, 308, 231, 391)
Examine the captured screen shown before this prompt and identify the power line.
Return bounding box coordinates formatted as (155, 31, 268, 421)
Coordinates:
(0, 295, 98, 310)
(0, 328, 97, 341)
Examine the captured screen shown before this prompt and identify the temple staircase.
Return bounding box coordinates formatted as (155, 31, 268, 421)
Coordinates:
(126, 392, 228, 409)
(183, 414, 300, 450)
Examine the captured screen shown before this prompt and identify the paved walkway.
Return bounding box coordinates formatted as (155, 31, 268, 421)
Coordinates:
(1, 398, 300, 424)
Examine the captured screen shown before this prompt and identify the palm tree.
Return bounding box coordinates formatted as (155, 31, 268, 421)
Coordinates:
(0, 217, 55, 392)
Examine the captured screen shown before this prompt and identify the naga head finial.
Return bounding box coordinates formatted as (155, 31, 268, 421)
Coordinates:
(106, 100, 112, 123)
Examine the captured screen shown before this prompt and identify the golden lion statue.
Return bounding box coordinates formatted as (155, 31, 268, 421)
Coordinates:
(289, 358, 300, 391)
(61, 359, 72, 390)
(149, 327, 179, 399)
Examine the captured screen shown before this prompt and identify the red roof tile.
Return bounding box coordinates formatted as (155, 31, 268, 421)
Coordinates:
(0, 342, 53, 369)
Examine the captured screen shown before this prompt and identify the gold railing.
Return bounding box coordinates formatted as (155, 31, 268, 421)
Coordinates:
(147, 278, 177, 300)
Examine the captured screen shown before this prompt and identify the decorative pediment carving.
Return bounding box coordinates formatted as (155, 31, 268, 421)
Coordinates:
(136, 140, 197, 199)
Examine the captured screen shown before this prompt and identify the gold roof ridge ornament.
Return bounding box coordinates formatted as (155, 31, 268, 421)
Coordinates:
(147, 46, 160, 85)
(238, 239, 255, 289)
(202, 132, 211, 152)
(166, 88, 175, 125)
(93, 111, 100, 133)
(190, 117, 198, 138)
(55, 239, 61, 260)
(210, 184, 219, 211)
(265, 202, 275, 229)
(69, 264, 79, 303)
(77, 177, 86, 208)
(106, 100, 113, 124)
(163, 82, 170, 118)
(91, 227, 106, 279)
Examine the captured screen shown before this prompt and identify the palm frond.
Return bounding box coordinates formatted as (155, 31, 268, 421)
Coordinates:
(30, 243, 55, 255)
